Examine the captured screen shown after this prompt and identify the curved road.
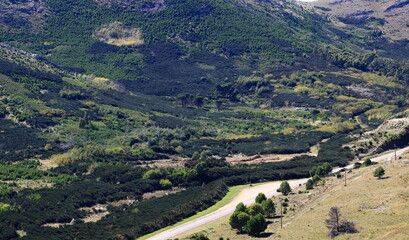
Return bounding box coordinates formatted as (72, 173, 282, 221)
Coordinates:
(145, 146, 409, 240)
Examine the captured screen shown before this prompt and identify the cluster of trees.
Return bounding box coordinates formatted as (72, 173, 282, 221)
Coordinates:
(320, 49, 409, 83)
(229, 193, 276, 236)
(0, 161, 77, 184)
(176, 94, 205, 107)
(377, 127, 409, 152)
(306, 162, 333, 190)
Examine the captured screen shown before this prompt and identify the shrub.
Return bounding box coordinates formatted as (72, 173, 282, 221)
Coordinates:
(363, 158, 372, 166)
(373, 166, 385, 179)
(59, 89, 85, 100)
(159, 179, 172, 189)
(306, 179, 314, 190)
(279, 181, 292, 196)
(312, 174, 321, 184)
(0, 105, 7, 118)
(143, 169, 165, 180)
(190, 233, 210, 240)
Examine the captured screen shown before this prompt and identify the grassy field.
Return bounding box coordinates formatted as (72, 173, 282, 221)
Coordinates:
(177, 150, 409, 239)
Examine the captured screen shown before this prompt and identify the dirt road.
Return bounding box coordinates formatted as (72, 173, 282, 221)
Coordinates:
(145, 146, 409, 240)
(331, 146, 409, 173)
(144, 179, 308, 240)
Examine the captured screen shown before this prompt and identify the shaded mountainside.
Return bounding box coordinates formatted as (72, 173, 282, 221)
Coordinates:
(0, 0, 397, 94)
(0, 0, 408, 239)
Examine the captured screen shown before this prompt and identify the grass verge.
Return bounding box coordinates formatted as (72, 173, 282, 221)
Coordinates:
(137, 183, 254, 240)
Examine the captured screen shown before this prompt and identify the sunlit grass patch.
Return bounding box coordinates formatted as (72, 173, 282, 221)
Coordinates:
(93, 21, 144, 46)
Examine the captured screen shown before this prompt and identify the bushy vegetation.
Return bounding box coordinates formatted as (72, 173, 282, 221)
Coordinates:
(230, 193, 277, 236)
(0, 0, 407, 239)
(373, 166, 385, 179)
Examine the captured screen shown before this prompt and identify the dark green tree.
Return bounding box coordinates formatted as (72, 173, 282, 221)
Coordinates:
(373, 166, 385, 179)
(79, 111, 90, 128)
(255, 192, 267, 204)
(261, 199, 275, 217)
(235, 202, 247, 213)
(322, 162, 332, 174)
(247, 203, 265, 216)
(363, 158, 372, 166)
(312, 174, 321, 184)
(192, 152, 200, 161)
(229, 211, 250, 232)
(244, 213, 267, 236)
(306, 179, 314, 190)
(279, 181, 292, 196)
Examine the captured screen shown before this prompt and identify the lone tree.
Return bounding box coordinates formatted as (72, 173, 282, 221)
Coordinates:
(306, 179, 314, 190)
(373, 166, 385, 179)
(279, 181, 292, 196)
(255, 193, 267, 204)
(261, 199, 275, 217)
(244, 213, 267, 237)
(229, 211, 250, 232)
(325, 207, 358, 238)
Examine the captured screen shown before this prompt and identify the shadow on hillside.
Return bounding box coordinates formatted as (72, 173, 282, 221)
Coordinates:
(258, 232, 274, 238)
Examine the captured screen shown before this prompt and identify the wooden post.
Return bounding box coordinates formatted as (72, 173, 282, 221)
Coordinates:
(395, 144, 397, 161)
(344, 170, 347, 187)
(280, 199, 283, 229)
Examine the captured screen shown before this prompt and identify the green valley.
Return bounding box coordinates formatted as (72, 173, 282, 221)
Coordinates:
(0, 0, 408, 239)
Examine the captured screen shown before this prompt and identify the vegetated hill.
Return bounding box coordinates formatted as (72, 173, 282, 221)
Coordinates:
(0, 0, 408, 239)
(1, 0, 406, 94)
(351, 118, 409, 157)
(305, 0, 409, 41)
(0, 0, 407, 177)
(273, 151, 409, 240)
(0, 43, 408, 162)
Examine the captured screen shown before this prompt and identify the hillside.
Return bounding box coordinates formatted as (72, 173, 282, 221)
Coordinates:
(0, 0, 408, 239)
(303, 0, 409, 41)
(175, 149, 409, 240)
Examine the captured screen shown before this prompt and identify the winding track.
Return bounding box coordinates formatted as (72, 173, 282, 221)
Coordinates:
(145, 146, 409, 240)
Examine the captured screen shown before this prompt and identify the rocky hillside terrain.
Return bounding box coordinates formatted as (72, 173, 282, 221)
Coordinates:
(305, 0, 409, 40)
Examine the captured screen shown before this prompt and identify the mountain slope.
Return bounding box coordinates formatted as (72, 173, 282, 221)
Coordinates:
(0, 0, 408, 239)
(306, 0, 409, 40)
(174, 148, 409, 240)
(0, 0, 382, 94)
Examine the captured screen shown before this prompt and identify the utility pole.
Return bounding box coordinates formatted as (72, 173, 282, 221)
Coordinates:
(344, 169, 347, 187)
(280, 198, 283, 229)
(394, 144, 397, 161)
